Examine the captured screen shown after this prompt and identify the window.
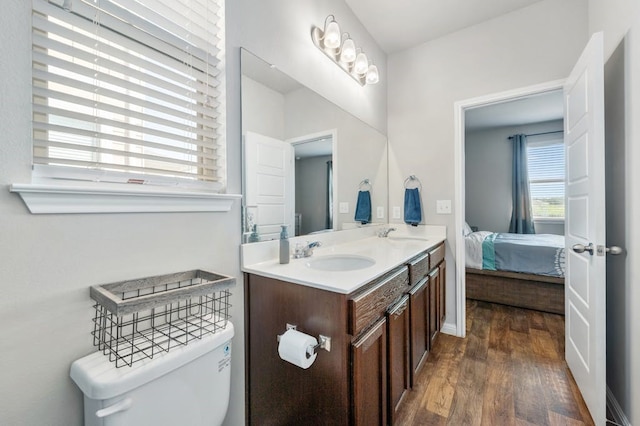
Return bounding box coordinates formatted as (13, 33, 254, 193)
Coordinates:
(31, 0, 225, 190)
(527, 137, 565, 219)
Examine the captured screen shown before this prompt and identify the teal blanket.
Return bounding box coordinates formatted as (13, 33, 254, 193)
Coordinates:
(482, 233, 565, 277)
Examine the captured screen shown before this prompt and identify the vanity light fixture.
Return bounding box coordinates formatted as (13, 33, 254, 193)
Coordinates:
(311, 15, 379, 86)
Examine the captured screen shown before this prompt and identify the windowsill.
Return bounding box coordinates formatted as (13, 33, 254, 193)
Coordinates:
(9, 183, 241, 214)
(533, 218, 565, 225)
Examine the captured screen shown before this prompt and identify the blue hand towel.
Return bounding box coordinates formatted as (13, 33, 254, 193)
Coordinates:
(354, 190, 372, 224)
(404, 188, 422, 226)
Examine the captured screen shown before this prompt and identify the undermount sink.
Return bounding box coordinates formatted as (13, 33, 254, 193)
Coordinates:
(386, 235, 429, 242)
(306, 254, 376, 271)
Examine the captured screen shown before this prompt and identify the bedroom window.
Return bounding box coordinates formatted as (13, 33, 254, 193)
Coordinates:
(527, 138, 565, 220)
(31, 0, 226, 190)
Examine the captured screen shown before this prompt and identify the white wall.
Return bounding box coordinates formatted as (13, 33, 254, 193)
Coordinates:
(465, 120, 564, 234)
(0, 1, 387, 426)
(241, 76, 286, 139)
(387, 0, 588, 329)
(589, 0, 640, 423)
(228, 1, 388, 136)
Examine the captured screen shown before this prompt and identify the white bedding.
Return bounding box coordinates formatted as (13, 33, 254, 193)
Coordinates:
(464, 231, 565, 277)
(465, 231, 492, 269)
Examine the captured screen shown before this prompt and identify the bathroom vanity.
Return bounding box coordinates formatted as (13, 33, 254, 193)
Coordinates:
(242, 227, 446, 425)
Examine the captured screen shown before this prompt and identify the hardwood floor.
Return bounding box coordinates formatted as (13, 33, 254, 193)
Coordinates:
(395, 300, 594, 425)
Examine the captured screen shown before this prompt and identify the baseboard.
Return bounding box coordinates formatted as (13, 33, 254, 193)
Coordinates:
(607, 386, 631, 425)
(440, 321, 457, 336)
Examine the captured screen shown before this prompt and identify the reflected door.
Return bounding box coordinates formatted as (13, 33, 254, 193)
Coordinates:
(243, 131, 295, 241)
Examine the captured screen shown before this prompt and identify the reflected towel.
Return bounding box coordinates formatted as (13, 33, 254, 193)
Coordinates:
(354, 190, 372, 224)
(404, 188, 422, 226)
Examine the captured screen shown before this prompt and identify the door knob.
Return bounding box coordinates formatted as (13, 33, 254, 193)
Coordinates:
(604, 246, 623, 255)
(572, 243, 594, 255)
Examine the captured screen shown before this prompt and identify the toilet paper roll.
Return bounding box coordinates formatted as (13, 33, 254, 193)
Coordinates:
(277, 329, 318, 369)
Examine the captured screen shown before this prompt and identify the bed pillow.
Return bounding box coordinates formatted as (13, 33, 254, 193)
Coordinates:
(463, 221, 473, 237)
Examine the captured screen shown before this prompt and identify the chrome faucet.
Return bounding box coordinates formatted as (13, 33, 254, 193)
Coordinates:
(293, 241, 322, 258)
(378, 227, 397, 238)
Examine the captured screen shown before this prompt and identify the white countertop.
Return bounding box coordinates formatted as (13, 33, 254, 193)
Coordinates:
(241, 225, 446, 294)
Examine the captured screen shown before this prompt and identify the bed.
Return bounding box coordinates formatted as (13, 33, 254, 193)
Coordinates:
(464, 228, 565, 314)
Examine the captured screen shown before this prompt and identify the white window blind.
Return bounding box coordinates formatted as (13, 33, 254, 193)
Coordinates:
(31, 0, 226, 189)
(527, 138, 565, 219)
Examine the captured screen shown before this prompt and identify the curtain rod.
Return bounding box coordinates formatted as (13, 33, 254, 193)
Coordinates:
(509, 130, 564, 139)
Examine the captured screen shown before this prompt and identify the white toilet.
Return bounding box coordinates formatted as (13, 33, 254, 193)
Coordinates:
(70, 323, 234, 426)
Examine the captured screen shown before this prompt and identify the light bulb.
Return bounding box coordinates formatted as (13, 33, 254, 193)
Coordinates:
(366, 64, 379, 84)
(324, 21, 341, 49)
(354, 52, 368, 75)
(340, 38, 356, 63)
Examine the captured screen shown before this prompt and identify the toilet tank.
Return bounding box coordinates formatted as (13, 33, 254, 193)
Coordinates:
(70, 323, 234, 426)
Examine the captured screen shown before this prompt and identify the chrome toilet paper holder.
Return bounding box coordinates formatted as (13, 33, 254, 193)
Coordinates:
(277, 323, 331, 356)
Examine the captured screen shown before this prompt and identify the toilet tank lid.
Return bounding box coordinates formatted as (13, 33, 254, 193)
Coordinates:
(70, 322, 234, 400)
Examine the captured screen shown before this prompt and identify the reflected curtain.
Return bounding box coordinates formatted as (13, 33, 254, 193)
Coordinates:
(509, 134, 535, 234)
(326, 160, 333, 229)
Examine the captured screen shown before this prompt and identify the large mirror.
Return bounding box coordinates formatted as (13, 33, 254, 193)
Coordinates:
(241, 49, 388, 243)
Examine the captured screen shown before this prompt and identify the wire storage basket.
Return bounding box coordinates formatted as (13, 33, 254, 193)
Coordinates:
(90, 269, 234, 368)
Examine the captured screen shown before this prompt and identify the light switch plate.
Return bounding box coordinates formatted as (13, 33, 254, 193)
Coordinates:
(436, 199, 452, 214)
(376, 206, 384, 219)
(339, 202, 349, 214)
(392, 206, 401, 219)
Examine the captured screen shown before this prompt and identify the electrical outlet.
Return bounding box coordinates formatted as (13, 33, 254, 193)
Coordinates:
(376, 206, 384, 219)
(436, 200, 452, 214)
(392, 206, 401, 219)
(339, 202, 349, 214)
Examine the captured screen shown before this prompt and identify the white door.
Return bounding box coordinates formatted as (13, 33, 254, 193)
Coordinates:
(564, 32, 606, 425)
(243, 131, 295, 241)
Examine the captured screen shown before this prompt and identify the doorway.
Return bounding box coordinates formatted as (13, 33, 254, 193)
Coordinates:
(453, 79, 565, 337)
(288, 130, 337, 236)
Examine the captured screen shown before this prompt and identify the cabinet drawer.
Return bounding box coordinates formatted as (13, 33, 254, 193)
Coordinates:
(429, 243, 445, 269)
(408, 253, 429, 286)
(349, 267, 409, 336)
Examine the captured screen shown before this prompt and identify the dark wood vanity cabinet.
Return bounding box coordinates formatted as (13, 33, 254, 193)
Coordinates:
(407, 243, 446, 385)
(352, 318, 388, 426)
(438, 261, 447, 330)
(408, 276, 429, 385)
(245, 242, 446, 426)
(386, 295, 411, 425)
(428, 267, 440, 344)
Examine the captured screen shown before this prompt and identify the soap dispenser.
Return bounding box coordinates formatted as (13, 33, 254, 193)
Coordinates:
(279, 225, 290, 264)
(248, 224, 260, 243)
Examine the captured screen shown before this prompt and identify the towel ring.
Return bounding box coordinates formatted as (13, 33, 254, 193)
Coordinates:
(404, 175, 422, 191)
(358, 179, 372, 191)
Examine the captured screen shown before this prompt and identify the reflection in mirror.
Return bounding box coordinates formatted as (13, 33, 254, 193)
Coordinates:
(241, 48, 388, 243)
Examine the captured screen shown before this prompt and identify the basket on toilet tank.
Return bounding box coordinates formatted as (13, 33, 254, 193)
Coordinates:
(89, 269, 234, 367)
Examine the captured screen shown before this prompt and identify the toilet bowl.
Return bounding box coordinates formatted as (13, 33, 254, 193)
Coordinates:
(70, 322, 234, 426)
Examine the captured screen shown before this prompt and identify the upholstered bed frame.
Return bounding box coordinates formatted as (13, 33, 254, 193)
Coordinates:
(465, 268, 565, 315)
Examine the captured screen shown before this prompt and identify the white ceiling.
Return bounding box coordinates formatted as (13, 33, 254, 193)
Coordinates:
(345, 0, 545, 54)
(345, 0, 562, 129)
(465, 90, 564, 131)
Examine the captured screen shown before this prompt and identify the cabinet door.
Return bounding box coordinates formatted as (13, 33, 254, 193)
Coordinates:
(438, 261, 446, 329)
(409, 277, 429, 386)
(428, 268, 439, 344)
(352, 318, 388, 426)
(387, 295, 410, 424)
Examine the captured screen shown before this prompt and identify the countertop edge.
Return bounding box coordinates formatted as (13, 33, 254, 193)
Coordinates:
(242, 237, 446, 295)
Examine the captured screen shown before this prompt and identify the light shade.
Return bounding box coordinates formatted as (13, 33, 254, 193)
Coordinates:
(366, 65, 379, 84)
(324, 20, 341, 49)
(340, 38, 356, 63)
(354, 52, 369, 75)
